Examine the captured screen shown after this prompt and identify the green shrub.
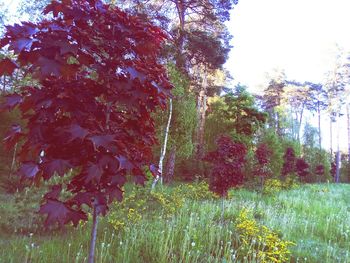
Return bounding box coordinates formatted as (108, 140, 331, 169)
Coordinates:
(263, 178, 299, 195)
(0, 187, 44, 235)
(108, 185, 185, 232)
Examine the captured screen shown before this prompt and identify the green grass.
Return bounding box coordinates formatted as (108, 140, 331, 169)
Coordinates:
(1, 183, 350, 262)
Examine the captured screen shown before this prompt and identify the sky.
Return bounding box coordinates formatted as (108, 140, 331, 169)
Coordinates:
(225, 0, 350, 152)
(225, 0, 350, 92)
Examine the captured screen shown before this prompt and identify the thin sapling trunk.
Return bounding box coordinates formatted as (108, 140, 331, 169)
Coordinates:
(152, 98, 172, 189)
(88, 203, 99, 263)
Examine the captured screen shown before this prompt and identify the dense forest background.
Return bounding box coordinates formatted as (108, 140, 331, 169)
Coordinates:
(1, 0, 349, 189)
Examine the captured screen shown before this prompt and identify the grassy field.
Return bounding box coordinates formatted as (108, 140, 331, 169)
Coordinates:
(1, 183, 350, 263)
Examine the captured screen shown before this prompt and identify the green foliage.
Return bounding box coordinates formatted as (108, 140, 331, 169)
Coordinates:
(302, 122, 331, 182)
(174, 181, 219, 200)
(235, 208, 295, 263)
(0, 107, 25, 192)
(340, 158, 350, 183)
(108, 181, 218, 232)
(263, 178, 299, 195)
(153, 64, 196, 179)
(205, 96, 230, 151)
(206, 85, 266, 152)
(167, 64, 197, 159)
(108, 184, 185, 232)
(259, 128, 284, 176)
(0, 187, 44, 235)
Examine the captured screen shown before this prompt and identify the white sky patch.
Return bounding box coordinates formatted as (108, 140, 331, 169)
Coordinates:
(225, 0, 350, 153)
(225, 0, 350, 90)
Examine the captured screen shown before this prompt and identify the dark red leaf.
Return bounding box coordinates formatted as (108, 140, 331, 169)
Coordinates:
(68, 210, 88, 226)
(44, 185, 62, 199)
(37, 57, 61, 76)
(116, 155, 134, 171)
(3, 124, 23, 150)
(126, 67, 146, 82)
(110, 173, 126, 186)
(39, 199, 69, 226)
(0, 93, 23, 110)
(66, 124, 89, 141)
(69, 192, 94, 207)
(18, 162, 40, 179)
(9, 38, 34, 53)
(134, 174, 146, 185)
(42, 159, 72, 179)
(39, 199, 86, 226)
(88, 135, 115, 150)
(77, 52, 94, 65)
(107, 186, 123, 203)
(0, 38, 9, 48)
(0, 58, 18, 75)
(43, 1, 65, 17)
(85, 163, 103, 183)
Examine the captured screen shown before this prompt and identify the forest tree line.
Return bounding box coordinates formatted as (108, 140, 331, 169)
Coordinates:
(0, 0, 350, 192)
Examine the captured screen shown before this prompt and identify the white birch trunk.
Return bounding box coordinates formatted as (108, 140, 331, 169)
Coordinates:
(152, 98, 173, 189)
(347, 103, 350, 164)
(335, 114, 341, 183)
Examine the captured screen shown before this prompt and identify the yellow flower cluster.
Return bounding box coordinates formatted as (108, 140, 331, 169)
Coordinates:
(263, 178, 299, 195)
(235, 209, 295, 263)
(174, 181, 219, 200)
(108, 182, 219, 232)
(149, 190, 184, 218)
(108, 185, 184, 231)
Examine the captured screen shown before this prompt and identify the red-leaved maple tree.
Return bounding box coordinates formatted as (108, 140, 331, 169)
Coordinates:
(0, 0, 172, 261)
(254, 143, 272, 191)
(204, 135, 246, 197)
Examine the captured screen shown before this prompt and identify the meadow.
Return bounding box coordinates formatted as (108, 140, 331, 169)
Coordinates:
(1, 182, 350, 263)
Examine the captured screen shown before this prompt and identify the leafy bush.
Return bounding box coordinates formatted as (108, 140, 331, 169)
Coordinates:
(263, 178, 299, 195)
(173, 181, 219, 201)
(204, 135, 246, 197)
(0, 187, 44, 235)
(281, 147, 296, 177)
(108, 185, 184, 231)
(235, 209, 295, 263)
(108, 181, 217, 232)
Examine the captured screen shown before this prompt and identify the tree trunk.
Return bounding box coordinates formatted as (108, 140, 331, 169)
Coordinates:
(175, 0, 186, 72)
(195, 78, 207, 159)
(152, 98, 173, 189)
(330, 117, 333, 157)
(10, 143, 17, 175)
(290, 108, 294, 139)
(297, 103, 305, 143)
(335, 115, 341, 183)
(88, 203, 99, 263)
(318, 103, 321, 149)
(164, 146, 176, 184)
(260, 176, 265, 194)
(347, 103, 350, 164)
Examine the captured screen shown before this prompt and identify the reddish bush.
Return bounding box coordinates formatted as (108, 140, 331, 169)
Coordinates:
(315, 164, 325, 176)
(281, 147, 296, 177)
(254, 143, 272, 178)
(204, 135, 247, 197)
(330, 162, 336, 178)
(295, 158, 309, 178)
